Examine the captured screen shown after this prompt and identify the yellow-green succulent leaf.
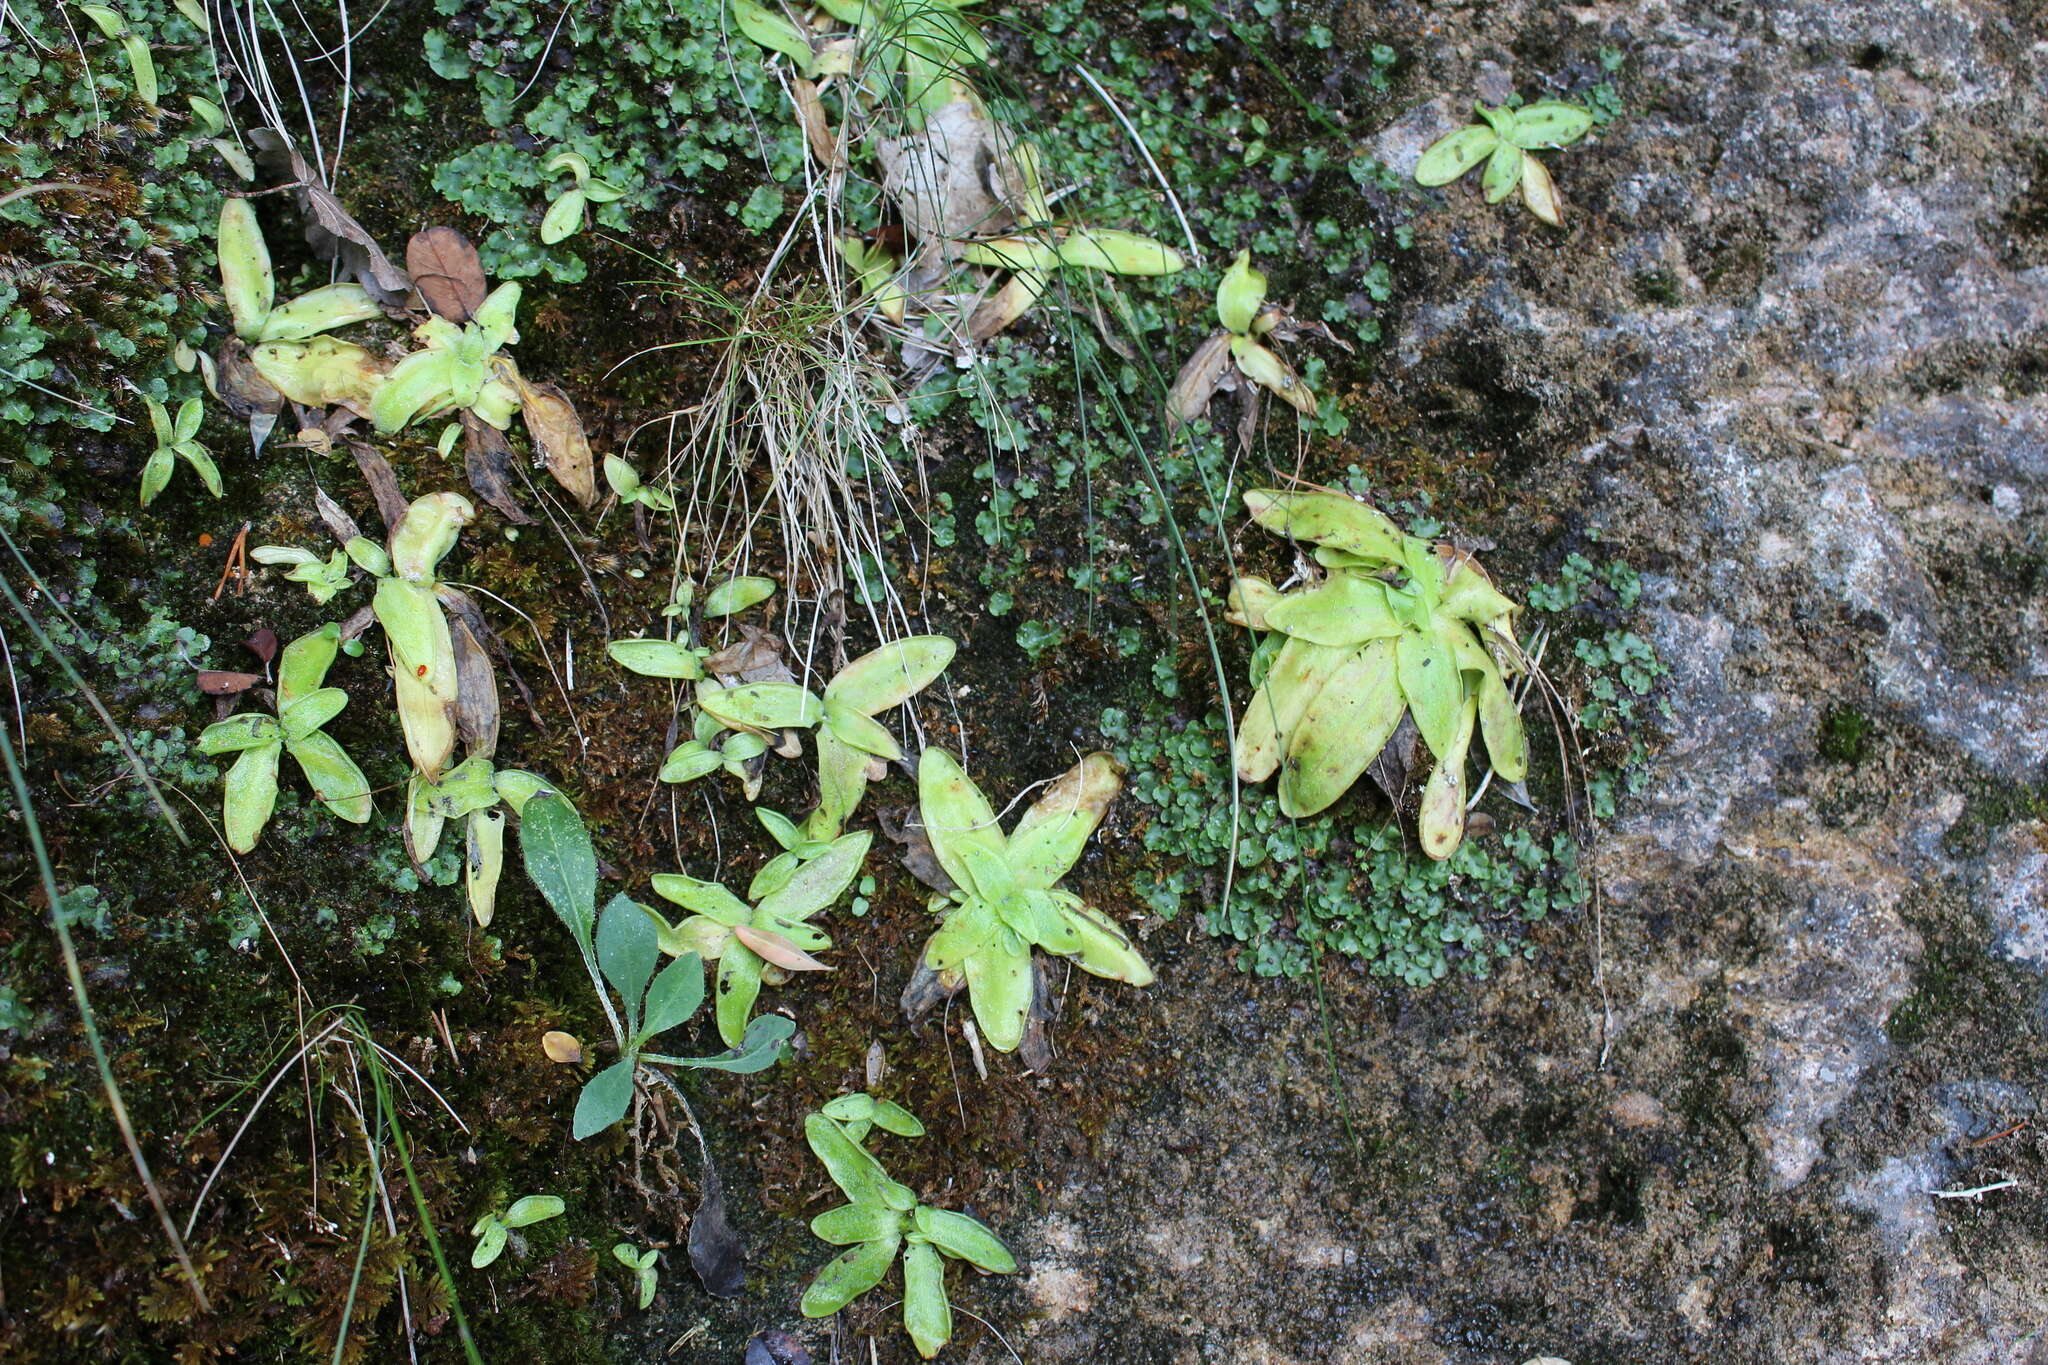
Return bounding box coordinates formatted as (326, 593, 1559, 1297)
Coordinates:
(472, 282, 522, 351)
(902, 1240, 953, 1359)
(1242, 489, 1406, 563)
(1055, 227, 1186, 276)
(388, 492, 475, 582)
(464, 807, 506, 926)
(1235, 637, 1348, 784)
(197, 713, 282, 754)
(1507, 101, 1593, 149)
(1228, 334, 1317, 414)
(288, 730, 373, 824)
(701, 576, 777, 617)
(714, 946, 766, 1048)
(223, 741, 281, 853)
(1395, 628, 1464, 762)
(607, 638, 704, 680)
(276, 622, 341, 709)
(258, 282, 382, 342)
(1276, 638, 1406, 818)
(911, 1205, 1016, 1273)
(960, 236, 1062, 273)
(1262, 574, 1404, 648)
(1215, 249, 1267, 334)
(1414, 124, 1499, 186)
(1005, 751, 1121, 891)
(1418, 697, 1479, 860)
(539, 189, 586, 246)
(1048, 892, 1154, 985)
(217, 198, 275, 340)
(754, 831, 872, 923)
(823, 701, 902, 760)
(915, 748, 1006, 897)
(800, 1235, 901, 1318)
(962, 933, 1031, 1053)
(278, 686, 347, 743)
(811, 1203, 904, 1247)
(698, 681, 824, 732)
(649, 872, 750, 925)
(825, 635, 955, 713)
(1482, 140, 1525, 203)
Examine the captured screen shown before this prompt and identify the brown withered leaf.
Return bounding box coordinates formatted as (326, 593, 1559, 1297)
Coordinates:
(243, 628, 278, 665)
(461, 412, 533, 525)
(443, 594, 501, 757)
(509, 368, 596, 507)
(346, 440, 409, 533)
(314, 486, 362, 546)
(248, 129, 412, 304)
(879, 805, 955, 894)
(211, 337, 284, 418)
(898, 958, 963, 1022)
(1166, 331, 1232, 430)
(702, 624, 790, 684)
(197, 670, 263, 696)
(790, 75, 841, 169)
(406, 227, 487, 323)
(1367, 712, 1425, 804)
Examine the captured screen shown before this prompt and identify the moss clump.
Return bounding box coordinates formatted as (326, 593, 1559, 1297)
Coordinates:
(1818, 705, 1873, 765)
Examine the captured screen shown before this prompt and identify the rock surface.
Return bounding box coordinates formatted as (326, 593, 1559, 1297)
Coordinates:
(993, 1, 2048, 1360)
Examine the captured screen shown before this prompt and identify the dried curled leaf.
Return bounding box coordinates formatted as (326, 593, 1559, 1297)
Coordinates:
(511, 370, 597, 508)
(406, 226, 487, 323)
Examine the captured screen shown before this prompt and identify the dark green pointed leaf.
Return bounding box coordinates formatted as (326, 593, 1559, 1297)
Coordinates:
(573, 1058, 636, 1139)
(641, 952, 705, 1040)
(522, 792, 597, 949)
(598, 893, 660, 1032)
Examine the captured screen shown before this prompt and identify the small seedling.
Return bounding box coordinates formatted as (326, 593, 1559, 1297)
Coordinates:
(540, 151, 627, 245)
(612, 1242, 660, 1309)
(603, 456, 676, 512)
(1167, 250, 1315, 428)
(909, 749, 1152, 1052)
(804, 635, 956, 841)
(249, 545, 353, 604)
(470, 1195, 566, 1269)
(138, 396, 220, 506)
(800, 1097, 1016, 1360)
(1228, 488, 1530, 858)
(194, 623, 373, 852)
(77, 4, 158, 108)
(1414, 101, 1594, 226)
(637, 829, 871, 1046)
